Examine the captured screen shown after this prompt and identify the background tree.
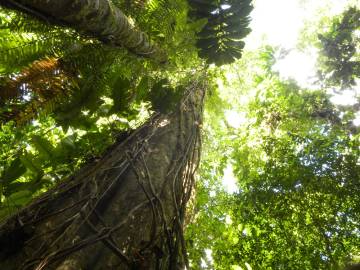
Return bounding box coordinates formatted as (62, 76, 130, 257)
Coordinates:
(317, 6, 360, 89)
(186, 49, 360, 269)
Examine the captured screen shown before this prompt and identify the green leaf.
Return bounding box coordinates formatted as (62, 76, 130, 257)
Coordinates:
(223, 40, 245, 49)
(53, 135, 77, 160)
(196, 38, 218, 49)
(20, 152, 42, 175)
(225, 29, 251, 40)
(189, 0, 217, 13)
(1, 157, 26, 184)
(6, 190, 32, 206)
(4, 182, 30, 196)
(136, 76, 150, 102)
(31, 135, 56, 160)
(110, 77, 131, 113)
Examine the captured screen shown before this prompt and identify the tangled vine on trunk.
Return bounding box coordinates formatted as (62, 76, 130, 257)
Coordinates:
(0, 78, 206, 270)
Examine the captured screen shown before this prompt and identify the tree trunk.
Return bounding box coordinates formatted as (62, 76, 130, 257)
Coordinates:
(0, 0, 167, 62)
(0, 79, 205, 269)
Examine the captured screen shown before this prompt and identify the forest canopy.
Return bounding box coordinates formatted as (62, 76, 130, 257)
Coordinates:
(0, 0, 359, 269)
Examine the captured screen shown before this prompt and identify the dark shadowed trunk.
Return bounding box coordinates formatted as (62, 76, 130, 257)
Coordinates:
(0, 79, 205, 269)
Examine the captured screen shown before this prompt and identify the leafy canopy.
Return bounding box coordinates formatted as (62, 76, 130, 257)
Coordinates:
(0, 0, 206, 217)
(0, 1, 359, 269)
(186, 48, 360, 270)
(317, 6, 360, 89)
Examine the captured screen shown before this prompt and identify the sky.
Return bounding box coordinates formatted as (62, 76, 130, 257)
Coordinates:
(247, 0, 352, 50)
(247, 0, 359, 99)
(222, 0, 359, 193)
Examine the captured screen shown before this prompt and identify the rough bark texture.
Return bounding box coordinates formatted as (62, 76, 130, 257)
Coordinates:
(0, 79, 205, 269)
(1, 0, 167, 62)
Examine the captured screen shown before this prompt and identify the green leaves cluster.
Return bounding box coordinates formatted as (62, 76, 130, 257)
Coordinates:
(0, 122, 73, 218)
(227, 85, 360, 269)
(187, 49, 360, 269)
(317, 6, 360, 89)
(0, 0, 203, 220)
(0, 8, 77, 75)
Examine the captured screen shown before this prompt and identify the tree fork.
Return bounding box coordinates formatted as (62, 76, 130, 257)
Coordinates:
(0, 78, 205, 269)
(0, 0, 167, 62)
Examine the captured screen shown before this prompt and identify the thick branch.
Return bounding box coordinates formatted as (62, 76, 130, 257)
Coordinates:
(1, 0, 167, 62)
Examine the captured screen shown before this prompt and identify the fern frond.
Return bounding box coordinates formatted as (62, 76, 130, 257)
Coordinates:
(0, 7, 79, 75)
(1, 57, 57, 102)
(0, 57, 78, 125)
(124, 0, 182, 44)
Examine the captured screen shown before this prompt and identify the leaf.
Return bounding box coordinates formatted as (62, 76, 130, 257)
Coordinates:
(6, 190, 32, 206)
(189, 0, 253, 66)
(214, 52, 235, 66)
(110, 77, 131, 113)
(0, 207, 13, 221)
(5, 173, 52, 197)
(226, 28, 251, 39)
(20, 152, 42, 175)
(53, 134, 77, 160)
(198, 27, 219, 38)
(31, 135, 56, 160)
(4, 182, 30, 196)
(223, 40, 245, 49)
(135, 76, 150, 102)
(188, 9, 211, 19)
(229, 5, 254, 19)
(1, 157, 26, 184)
(145, 78, 181, 113)
(223, 23, 248, 33)
(196, 38, 218, 49)
(189, 0, 217, 13)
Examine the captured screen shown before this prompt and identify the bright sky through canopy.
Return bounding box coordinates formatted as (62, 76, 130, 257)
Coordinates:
(222, 163, 238, 193)
(246, 0, 360, 107)
(221, 0, 360, 193)
(247, 0, 351, 49)
(245, 0, 355, 88)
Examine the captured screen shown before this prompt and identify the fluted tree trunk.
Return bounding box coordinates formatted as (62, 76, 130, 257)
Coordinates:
(0, 79, 205, 269)
(0, 0, 167, 62)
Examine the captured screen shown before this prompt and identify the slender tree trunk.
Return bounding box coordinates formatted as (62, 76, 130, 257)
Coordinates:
(0, 0, 167, 62)
(0, 78, 205, 270)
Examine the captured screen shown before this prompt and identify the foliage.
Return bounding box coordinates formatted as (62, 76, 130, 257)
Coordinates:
(187, 50, 360, 269)
(0, 1, 359, 269)
(188, 0, 253, 66)
(317, 6, 360, 89)
(0, 0, 205, 215)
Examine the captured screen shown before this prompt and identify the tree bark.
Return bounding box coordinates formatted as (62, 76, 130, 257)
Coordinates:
(0, 79, 205, 269)
(0, 0, 167, 62)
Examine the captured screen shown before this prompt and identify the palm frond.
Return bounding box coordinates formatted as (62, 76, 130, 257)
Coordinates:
(188, 0, 254, 66)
